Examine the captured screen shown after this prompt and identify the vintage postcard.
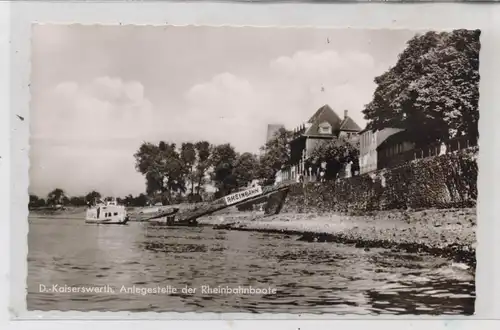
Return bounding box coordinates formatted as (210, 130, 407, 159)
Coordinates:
(26, 24, 479, 315)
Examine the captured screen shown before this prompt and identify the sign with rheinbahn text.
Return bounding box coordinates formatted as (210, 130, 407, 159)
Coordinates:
(224, 186, 263, 206)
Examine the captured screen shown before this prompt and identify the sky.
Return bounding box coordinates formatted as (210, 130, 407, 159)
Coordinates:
(29, 25, 419, 197)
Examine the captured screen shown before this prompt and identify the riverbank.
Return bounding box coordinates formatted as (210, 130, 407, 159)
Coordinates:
(28, 206, 87, 219)
(198, 207, 477, 268)
(29, 203, 476, 267)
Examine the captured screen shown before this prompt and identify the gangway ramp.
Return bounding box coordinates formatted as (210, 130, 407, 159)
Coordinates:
(143, 183, 291, 226)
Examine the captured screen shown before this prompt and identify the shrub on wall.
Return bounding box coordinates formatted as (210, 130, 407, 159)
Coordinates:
(281, 147, 478, 213)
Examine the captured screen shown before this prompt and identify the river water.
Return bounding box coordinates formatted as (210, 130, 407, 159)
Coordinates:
(27, 217, 475, 315)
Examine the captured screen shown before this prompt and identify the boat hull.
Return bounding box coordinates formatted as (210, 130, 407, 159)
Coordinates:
(148, 218, 197, 227)
(85, 203, 129, 225)
(147, 213, 197, 227)
(85, 218, 129, 225)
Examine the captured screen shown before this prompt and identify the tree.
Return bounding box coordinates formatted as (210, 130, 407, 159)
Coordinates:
(363, 29, 480, 147)
(180, 142, 197, 196)
(29, 194, 39, 209)
(69, 196, 86, 206)
(46, 188, 66, 206)
(133, 193, 148, 207)
(134, 141, 187, 205)
(123, 194, 134, 206)
(120, 193, 148, 207)
(210, 143, 238, 196)
(85, 191, 102, 205)
(29, 194, 46, 209)
(233, 152, 259, 187)
(309, 137, 359, 180)
(193, 141, 211, 197)
(258, 128, 293, 184)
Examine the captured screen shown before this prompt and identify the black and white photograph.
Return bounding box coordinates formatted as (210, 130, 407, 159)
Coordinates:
(27, 24, 479, 315)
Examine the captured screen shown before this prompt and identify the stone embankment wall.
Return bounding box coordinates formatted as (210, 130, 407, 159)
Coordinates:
(280, 147, 478, 214)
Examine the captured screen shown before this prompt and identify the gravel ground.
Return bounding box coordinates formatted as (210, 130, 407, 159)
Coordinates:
(198, 208, 477, 267)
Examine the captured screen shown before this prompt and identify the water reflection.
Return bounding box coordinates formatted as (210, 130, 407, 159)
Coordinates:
(27, 217, 475, 314)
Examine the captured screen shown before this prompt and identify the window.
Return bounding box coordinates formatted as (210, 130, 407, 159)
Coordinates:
(114, 212, 118, 216)
(318, 122, 332, 134)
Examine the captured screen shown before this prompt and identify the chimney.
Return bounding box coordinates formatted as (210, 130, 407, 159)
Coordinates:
(344, 110, 348, 119)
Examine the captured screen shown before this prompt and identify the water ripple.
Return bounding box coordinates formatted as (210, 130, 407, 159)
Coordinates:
(27, 217, 475, 314)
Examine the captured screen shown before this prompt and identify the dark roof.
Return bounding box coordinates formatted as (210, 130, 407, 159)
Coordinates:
(308, 104, 340, 122)
(376, 130, 412, 151)
(303, 104, 361, 136)
(339, 116, 362, 131)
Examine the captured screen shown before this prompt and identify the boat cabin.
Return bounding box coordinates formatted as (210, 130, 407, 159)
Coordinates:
(85, 199, 128, 224)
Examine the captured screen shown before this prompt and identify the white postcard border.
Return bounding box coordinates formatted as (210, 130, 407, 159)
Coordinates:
(1, 0, 499, 328)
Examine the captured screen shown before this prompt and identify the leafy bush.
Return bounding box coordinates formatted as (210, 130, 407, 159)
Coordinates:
(281, 147, 478, 213)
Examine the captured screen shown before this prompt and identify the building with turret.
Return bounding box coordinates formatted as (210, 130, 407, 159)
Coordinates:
(280, 104, 361, 182)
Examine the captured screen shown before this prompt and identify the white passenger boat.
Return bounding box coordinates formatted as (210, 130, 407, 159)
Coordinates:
(85, 199, 129, 225)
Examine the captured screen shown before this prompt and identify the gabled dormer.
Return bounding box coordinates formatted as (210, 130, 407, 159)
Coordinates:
(318, 121, 332, 135)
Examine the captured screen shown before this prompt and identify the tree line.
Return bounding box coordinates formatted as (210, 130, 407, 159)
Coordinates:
(133, 125, 362, 204)
(363, 29, 480, 147)
(133, 137, 289, 204)
(29, 189, 154, 209)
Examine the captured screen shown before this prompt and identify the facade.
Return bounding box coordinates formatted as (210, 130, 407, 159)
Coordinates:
(361, 129, 478, 174)
(280, 104, 361, 182)
(358, 127, 405, 175)
(376, 130, 416, 170)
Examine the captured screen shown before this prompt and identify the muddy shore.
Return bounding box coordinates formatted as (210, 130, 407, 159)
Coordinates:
(198, 208, 477, 268)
